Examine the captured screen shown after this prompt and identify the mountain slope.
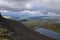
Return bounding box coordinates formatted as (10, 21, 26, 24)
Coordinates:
(0, 14, 54, 40)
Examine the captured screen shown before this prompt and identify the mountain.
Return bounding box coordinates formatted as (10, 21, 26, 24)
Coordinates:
(0, 14, 54, 40)
(2, 12, 60, 21)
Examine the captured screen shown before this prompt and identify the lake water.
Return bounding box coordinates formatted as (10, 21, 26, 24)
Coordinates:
(35, 27, 60, 40)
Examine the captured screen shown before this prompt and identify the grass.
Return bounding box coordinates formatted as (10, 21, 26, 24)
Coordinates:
(23, 20, 60, 33)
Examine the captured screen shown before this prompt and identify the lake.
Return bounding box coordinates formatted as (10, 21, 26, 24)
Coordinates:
(35, 27, 60, 40)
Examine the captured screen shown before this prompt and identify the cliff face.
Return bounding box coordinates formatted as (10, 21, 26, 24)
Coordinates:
(0, 14, 54, 40)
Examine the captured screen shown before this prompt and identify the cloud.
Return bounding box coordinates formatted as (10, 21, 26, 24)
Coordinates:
(0, 0, 60, 16)
(20, 10, 60, 16)
(0, 0, 32, 12)
(20, 10, 45, 16)
(46, 12, 60, 16)
(2, 10, 59, 17)
(42, 0, 60, 13)
(30, 0, 60, 13)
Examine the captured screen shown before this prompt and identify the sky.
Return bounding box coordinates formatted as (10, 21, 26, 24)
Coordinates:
(0, 0, 60, 16)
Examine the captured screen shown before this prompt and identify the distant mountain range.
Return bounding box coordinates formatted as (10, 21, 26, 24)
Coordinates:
(1, 12, 60, 20)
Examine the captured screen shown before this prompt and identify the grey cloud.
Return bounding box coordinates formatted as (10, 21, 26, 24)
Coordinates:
(5, 0, 31, 2)
(0, 6, 26, 12)
(40, 0, 60, 13)
(0, 0, 60, 14)
(29, 0, 60, 13)
(0, 0, 32, 12)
